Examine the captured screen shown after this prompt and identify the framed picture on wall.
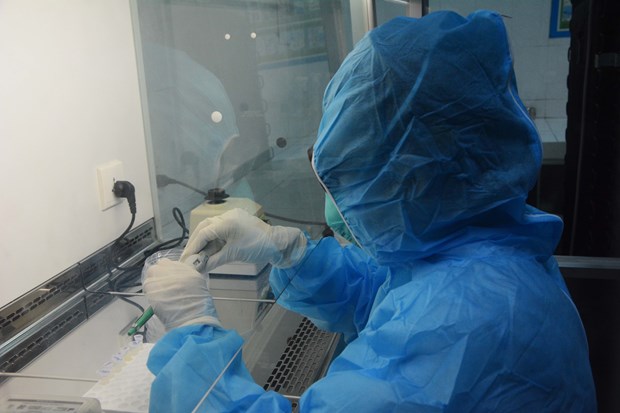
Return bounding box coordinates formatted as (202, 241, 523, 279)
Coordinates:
(549, 0, 572, 38)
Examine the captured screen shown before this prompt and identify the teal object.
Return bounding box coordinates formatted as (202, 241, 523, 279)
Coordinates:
(127, 306, 154, 336)
(146, 11, 596, 412)
(324, 195, 355, 243)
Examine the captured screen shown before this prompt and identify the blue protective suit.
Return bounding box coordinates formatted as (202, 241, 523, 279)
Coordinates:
(147, 10, 596, 412)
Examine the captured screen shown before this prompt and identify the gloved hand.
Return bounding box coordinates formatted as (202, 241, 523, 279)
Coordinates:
(180, 208, 307, 272)
(143, 259, 221, 330)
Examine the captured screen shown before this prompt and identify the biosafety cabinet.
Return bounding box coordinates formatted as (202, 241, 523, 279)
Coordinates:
(0, 1, 425, 412)
(1, 0, 620, 412)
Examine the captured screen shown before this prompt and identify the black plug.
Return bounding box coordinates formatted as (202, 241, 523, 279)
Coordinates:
(113, 180, 137, 214)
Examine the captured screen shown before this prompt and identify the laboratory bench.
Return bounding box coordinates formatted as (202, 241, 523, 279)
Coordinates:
(0, 219, 341, 412)
(0, 286, 340, 412)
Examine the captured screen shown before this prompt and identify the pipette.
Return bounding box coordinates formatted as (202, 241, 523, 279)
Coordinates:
(127, 306, 154, 336)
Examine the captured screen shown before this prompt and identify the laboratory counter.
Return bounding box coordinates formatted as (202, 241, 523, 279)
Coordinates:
(0, 289, 340, 412)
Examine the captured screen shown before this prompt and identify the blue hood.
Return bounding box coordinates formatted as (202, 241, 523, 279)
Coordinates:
(313, 10, 562, 264)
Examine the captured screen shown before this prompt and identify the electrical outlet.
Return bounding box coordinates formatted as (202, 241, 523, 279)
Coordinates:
(97, 160, 124, 211)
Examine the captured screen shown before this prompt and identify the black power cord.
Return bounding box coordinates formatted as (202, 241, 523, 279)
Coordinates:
(81, 179, 191, 310)
(113, 180, 136, 214)
(80, 180, 145, 315)
(109, 181, 141, 272)
(263, 212, 326, 226)
(142, 207, 189, 257)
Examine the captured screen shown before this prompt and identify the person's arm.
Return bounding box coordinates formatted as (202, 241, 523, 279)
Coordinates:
(180, 208, 307, 272)
(141, 256, 482, 413)
(179, 208, 387, 339)
(144, 283, 470, 413)
(147, 325, 291, 413)
(270, 236, 388, 340)
(143, 258, 293, 412)
(141, 237, 387, 412)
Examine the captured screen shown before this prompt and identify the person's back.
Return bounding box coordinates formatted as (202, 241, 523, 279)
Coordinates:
(384, 242, 594, 411)
(298, 9, 596, 411)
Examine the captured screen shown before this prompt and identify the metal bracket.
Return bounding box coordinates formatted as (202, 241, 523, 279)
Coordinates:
(594, 52, 620, 69)
(0, 220, 156, 378)
(556, 255, 620, 280)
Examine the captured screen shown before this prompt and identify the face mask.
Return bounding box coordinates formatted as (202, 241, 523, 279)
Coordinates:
(324, 195, 356, 244)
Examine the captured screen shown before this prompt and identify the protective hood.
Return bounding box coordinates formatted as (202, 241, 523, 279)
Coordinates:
(313, 10, 562, 264)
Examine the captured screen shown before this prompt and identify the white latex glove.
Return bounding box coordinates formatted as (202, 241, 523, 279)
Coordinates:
(143, 259, 221, 330)
(180, 208, 307, 272)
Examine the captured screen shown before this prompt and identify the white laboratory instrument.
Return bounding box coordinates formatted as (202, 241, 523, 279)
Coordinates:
(187, 191, 272, 334)
(209, 265, 272, 335)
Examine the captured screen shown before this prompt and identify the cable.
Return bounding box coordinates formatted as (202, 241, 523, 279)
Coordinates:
(108, 214, 144, 272)
(114, 212, 136, 244)
(142, 207, 189, 257)
(111, 267, 142, 291)
(108, 180, 140, 271)
(106, 206, 190, 289)
(79, 262, 145, 313)
(118, 296, 145, 313)
(264, 211, 326, 226)
(80, 181, 191, 320)
(156, 174, 209, 197)
(113, 180, 136, 214)
(77, 180, 146, 314)
(97, 206, 189, 294)
(112, 287, 145, 313)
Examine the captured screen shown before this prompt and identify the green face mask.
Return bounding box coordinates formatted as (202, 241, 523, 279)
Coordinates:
(324, 195, 356, 244)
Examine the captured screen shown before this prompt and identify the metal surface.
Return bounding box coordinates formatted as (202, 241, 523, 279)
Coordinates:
(369, 0, 427, 27)
(0, 372, 98, 383)
(262, 317, 339, 395)
(240, 304, 340, 411)
(556, 255, 620, 279)
(595, 52, 620, 69)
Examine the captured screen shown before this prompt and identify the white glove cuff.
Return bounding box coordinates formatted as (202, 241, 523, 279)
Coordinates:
(274, 232, 308, 269)
(177, 315, 222, 329)
(289, 232, 308, 267)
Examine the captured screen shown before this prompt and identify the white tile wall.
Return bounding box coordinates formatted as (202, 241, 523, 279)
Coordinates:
(431, 0, 570, 120)
(0, 0, 153, 307)
(535, 118, 566, 162)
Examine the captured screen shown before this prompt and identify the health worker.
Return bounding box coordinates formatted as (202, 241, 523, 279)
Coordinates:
(143, 10, 596, 412)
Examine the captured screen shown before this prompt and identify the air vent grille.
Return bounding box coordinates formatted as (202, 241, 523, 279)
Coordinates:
(263, 317, 336, 397)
